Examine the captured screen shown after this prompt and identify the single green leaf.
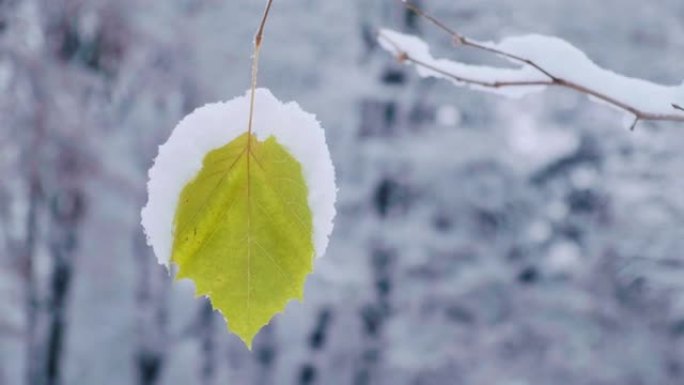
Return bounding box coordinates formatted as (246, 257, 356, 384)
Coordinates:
(172, 132, 313, 349)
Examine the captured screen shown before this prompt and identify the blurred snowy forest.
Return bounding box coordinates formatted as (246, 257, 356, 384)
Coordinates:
(2, 0, 684, 384)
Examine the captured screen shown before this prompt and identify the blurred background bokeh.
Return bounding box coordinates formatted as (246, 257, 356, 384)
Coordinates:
(2, 0, 684, 384)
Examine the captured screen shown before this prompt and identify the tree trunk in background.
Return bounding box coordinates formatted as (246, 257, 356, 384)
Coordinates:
(354, 247, 394, 385)
(24, 174, 44, 385)
(133, 229, 168, 385)
(23, 87, 48, 385)
(198, 302, 216, 385)
(23, 144, 85, 385)
(296, 306, 333, 385)
(253, 322, 276, 385)
(44, 183, 84, 385)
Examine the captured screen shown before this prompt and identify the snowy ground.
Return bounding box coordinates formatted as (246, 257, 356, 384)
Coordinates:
(2, 0, 684, 384)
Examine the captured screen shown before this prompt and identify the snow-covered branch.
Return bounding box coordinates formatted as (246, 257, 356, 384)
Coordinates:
(379, 1, 684, 130)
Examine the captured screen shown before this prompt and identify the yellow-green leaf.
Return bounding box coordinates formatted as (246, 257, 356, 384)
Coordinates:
(172, 132, 313, 348)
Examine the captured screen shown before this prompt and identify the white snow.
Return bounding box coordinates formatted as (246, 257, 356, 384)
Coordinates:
(436, 104, 461, 126)
(546, 241, 582, 275)
(378, 29, 547, 98)
(378, 29, 684, 117)
(141, 88, 337, 268)
(488, 34, 684, 115)
(503, 103, 580, 173)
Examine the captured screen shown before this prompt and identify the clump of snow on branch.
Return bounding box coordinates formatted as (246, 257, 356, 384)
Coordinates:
(378, 29, 547, 98)
(379, 29, 684, 122)
(141, 88, 337, 268)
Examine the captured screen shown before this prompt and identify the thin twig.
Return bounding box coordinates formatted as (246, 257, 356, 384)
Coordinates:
(247, 0, 274, 136)
(402, 0, 556, 80)
(387, 1, 684, 127)
(674, 104, 684, 112)
(255, 0, 274, 48)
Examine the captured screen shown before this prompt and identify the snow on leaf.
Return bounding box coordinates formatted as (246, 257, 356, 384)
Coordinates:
(141, 89, 336, 348)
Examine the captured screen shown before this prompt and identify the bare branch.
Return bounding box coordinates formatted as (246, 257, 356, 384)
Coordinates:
(386, 1, 684, 127)
(674, 103, 684, 112)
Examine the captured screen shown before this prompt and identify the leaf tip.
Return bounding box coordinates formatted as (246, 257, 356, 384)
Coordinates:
(234, 327, 259, 351)
(243, 338, 254, 351)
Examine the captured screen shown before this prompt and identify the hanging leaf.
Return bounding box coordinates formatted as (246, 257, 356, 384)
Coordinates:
(141, 89, 336, 348)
